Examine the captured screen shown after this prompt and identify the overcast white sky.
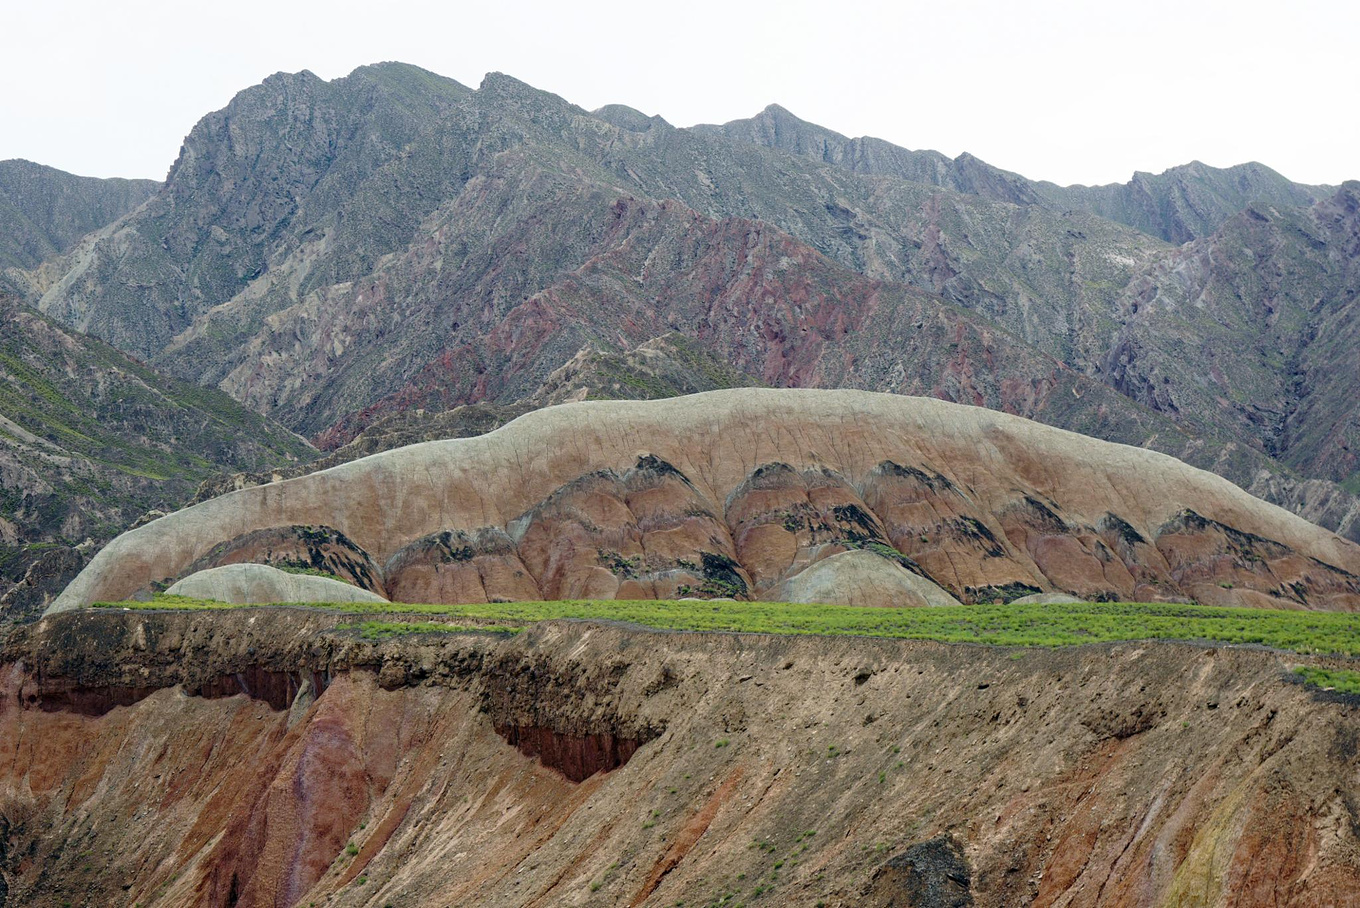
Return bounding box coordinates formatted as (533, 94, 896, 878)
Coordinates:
(2, 0, 1354, 187)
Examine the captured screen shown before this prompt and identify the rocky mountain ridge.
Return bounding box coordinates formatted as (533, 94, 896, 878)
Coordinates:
(7, 62, 1360, 563)
(0, 159, 157, 273)
(17, 64, 1356, 506)
(700, 102, 1331, 243)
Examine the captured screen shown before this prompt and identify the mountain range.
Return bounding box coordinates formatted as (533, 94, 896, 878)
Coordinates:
(0, 159, 156, 274)
(3, 61, 1360, 613)
(0, 294, 312, 617)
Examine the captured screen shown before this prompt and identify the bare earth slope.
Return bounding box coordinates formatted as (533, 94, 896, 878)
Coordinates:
(51, 390, 1360, 613)
(3, 608, 1360, 907)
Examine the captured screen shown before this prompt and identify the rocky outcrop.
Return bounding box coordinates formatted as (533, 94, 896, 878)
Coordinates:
(865, 835, 973, 908)
(0, 543, 88, 623)
(50, 391, 1360, 612)
(164, 564, 388, 605)
(1249, 468, 1360, 544)
(778, 550, 961, 608)
(3, 608, 1360, 906)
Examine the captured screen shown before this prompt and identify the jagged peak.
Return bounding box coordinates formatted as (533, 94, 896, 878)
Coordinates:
(749, 102, 831, 132)
(479, 70, 536, 93)
(592, 104, 671, 132)
(258, 68, 323, 88)
(475, 71, 583, 118)
(1325, 181, 1360, 212)
(349, 60, 440, 77)
(1121, 159, 1286, 187)
(344, 61, 471, 93)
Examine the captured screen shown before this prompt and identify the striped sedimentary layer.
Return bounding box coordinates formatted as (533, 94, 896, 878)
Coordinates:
(51, 390, 1360, 612)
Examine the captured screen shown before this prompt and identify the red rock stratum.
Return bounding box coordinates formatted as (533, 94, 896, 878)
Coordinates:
(3, 608, 1360, 907)
(50, 390, 1360, 612)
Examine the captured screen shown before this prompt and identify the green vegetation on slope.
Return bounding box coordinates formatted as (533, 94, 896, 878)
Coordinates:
(337, 620, 522, 640)
(0, 297, 314, 547)
(1293, 666, 1360, 694)
(1342, 471, 1360, 497)
(95, 596, 1360, 657)
(273, 563, 349, 583)
(0, 158, 158, 271)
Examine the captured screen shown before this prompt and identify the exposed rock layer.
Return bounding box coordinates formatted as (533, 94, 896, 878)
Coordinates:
(51, 391, 1360, 612)
(2, 608, 1360, 907)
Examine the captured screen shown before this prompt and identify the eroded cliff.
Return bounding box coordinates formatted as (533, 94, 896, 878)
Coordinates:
(3, 608, 1359, 907)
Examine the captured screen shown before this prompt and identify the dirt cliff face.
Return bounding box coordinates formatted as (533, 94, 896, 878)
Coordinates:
(2, 608, 1360, 907)
(51, 391, 1360, 613)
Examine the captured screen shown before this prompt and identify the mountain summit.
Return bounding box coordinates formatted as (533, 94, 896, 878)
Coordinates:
(9, 62, 1360, 545)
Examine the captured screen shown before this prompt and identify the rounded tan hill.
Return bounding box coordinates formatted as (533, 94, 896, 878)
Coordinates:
(50, 389, 1360, 612)
(164, 564, 389, 605)
(778, 550, 962, 607)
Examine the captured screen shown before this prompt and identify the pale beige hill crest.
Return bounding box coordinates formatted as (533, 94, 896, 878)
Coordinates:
(49, 390, 1360, 613)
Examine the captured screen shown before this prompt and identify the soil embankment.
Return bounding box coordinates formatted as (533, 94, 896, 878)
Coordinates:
(2, 608, 1360, 907)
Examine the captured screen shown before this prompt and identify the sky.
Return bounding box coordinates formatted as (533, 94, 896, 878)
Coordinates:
(2, 0, 1355, 187)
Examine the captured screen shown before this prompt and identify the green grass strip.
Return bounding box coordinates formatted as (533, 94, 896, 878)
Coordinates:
(337, 620, 523, 640)
(91, 596, 1360, 656)
(1293, 666, 1360, 694)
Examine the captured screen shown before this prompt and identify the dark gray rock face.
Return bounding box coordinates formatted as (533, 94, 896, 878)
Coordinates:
(867, 836, 973, 908)
(0, 544, 87, 624)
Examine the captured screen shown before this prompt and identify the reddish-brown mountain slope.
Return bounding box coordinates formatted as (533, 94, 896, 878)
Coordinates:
(51, 391, 1360, 613)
